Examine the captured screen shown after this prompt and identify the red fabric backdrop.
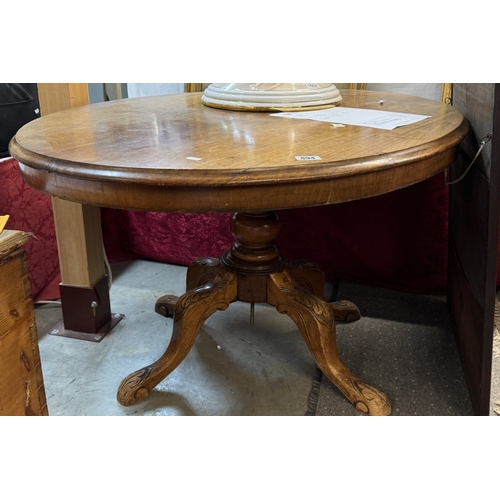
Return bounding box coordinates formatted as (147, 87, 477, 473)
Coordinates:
(100, 171, 452, 294)
(1, 157, 60, 301)
(3, 157, 499, 301)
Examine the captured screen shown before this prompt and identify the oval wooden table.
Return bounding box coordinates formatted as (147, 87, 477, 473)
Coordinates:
(10, 90, 469, 416)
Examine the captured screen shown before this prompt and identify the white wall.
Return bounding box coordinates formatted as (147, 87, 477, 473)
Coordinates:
(125, 83, 444, 101)
(366, 83, 442, 101)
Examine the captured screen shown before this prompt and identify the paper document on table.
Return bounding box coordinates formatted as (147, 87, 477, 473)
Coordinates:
(270, 107, 430, 130)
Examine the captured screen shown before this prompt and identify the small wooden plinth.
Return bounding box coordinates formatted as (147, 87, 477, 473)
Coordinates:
(118, 212, 390, 416)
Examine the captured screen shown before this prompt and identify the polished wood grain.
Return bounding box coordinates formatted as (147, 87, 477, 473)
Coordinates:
(0, 230, 48, 416)
(10, 90, 469, 415)
(11, 90, 468, 213)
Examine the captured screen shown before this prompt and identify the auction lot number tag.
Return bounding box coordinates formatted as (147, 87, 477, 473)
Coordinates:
(295, 155, 322, 161)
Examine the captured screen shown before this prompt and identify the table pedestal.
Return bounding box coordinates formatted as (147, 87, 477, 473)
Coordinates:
(117, 212, 391, 416)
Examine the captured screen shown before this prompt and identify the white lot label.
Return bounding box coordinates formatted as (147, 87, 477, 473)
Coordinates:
(295, 155, 322, 161)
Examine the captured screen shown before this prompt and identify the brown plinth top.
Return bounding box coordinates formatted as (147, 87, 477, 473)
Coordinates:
(9, 90, 468, 212)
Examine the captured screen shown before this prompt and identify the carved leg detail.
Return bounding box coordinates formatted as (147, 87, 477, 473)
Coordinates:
(330, 300, 361, 323)
(155, 295, 178, 318)
(287, 260, 326, 299)
(155, 258, 223, 317)
(267, 271, 391, 416)
(186, 257, 223, 291)
(287, 262, 361, 323)
(118, 269, 238, 406)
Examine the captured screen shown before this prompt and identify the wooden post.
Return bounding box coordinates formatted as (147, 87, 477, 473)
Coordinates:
(37, 84, 121, 340)
(37, 83, 90, 115)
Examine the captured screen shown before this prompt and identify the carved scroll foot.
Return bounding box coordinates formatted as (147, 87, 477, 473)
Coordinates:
(268, 271, 391, 416)
(118, 269, 238, 406)
(330, 300, 361, 323)
(155, 295, 178, 317)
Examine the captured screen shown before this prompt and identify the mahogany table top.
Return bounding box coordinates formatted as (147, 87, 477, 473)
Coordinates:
(10, 90, 468, 213)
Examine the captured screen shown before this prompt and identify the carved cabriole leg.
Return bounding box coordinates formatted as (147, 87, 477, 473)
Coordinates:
(287, 260, 361, 323)
(186, 257, 224, 290)
(117, 269, 238, 406)
(155, 257, 223, 317)
(287, 260, 326, 299)
(267, 271, 391, 416)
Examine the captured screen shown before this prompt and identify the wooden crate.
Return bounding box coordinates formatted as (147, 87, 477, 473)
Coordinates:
(0, 230, 48, 416)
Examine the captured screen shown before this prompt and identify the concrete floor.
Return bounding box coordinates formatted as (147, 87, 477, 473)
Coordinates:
(33, 260, 500, 416)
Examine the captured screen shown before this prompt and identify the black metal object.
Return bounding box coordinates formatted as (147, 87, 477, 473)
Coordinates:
(1, 83, 40, 159)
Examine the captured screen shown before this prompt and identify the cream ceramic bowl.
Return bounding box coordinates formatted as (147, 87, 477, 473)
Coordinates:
(201, 83, 342, 111)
